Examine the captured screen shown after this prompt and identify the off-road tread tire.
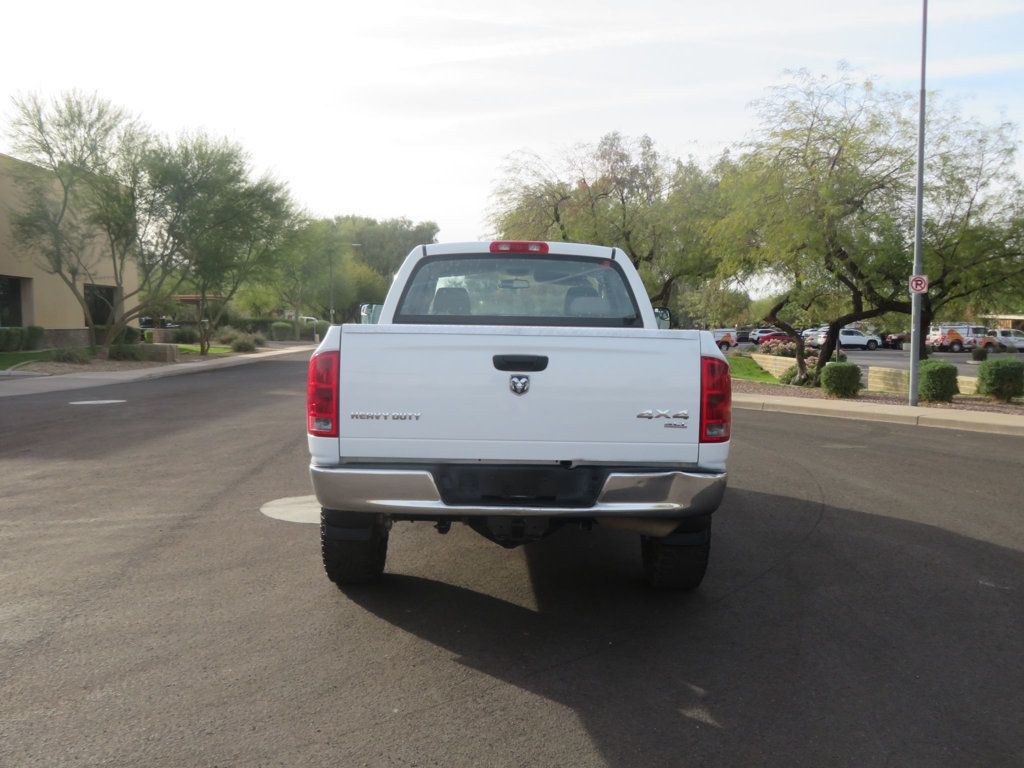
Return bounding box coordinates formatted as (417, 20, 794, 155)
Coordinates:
(321, 511, 388, 586)
(642, 533, 710, 591)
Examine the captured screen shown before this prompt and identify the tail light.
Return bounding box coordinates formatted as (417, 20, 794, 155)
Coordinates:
(490, 241, 549, 254)
(307, 350, 339, 437)
(700, 356, 731, 443)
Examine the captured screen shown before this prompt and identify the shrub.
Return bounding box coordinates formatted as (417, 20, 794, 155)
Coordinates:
(918, 360, 959, 402)
(24, 326, 45, 350)
(1, 327, 25, 352)
(173, 327, 199, 343)
(977, 359, 1024, 403)
(271, 321, 294, 341)
(215, 325, 240, 345)
(93, 325, 141, 345)
(971, 347, 988, 362)
(232, 335, 257, 352)
(143, 330, 155, 343)
(52, 347, 91, 364)
(758, 339, 797, 357)
(108, 344, 145, 361)
(820, 362, 861, 398)
(252, 332, 267, 347)
(231, 317, 275, 334)
(779, 365, 799, 385)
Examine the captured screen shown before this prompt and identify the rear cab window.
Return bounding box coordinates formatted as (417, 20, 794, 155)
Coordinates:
(394, 254, 642, 327)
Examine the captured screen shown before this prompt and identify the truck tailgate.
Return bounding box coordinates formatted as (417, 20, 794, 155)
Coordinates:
(336, 324, 703, 464)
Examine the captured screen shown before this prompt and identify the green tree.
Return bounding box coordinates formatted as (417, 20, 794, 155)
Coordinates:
(153, 134, 296, 354)
(491, 133, 723, 304)
(714, 69, 1024, 373)
(8, 92, 133, 350)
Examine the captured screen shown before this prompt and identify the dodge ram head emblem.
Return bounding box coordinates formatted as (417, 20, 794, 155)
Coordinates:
(509, 375, 530, 396)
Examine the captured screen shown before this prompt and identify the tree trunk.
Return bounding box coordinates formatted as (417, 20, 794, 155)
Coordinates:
(198, 290, 210, 356)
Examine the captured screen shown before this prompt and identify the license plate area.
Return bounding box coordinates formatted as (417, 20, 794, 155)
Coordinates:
(434, 465, 607, 508)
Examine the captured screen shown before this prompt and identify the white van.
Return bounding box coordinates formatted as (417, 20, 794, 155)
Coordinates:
(926, 324, 997, 352)
(711, 328, 738, 351)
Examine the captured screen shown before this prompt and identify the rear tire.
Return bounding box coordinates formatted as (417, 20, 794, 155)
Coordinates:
(641, 520, 711, 590)
(718, 341, 730, 352)
(321, 509, 389, 586)
(950, 340, 963, 353)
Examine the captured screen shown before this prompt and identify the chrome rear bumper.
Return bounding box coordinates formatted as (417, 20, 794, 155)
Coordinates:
(309, 465, 726, 519)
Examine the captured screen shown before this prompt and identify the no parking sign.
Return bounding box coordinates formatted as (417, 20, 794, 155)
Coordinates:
(909, 274, 929, 294)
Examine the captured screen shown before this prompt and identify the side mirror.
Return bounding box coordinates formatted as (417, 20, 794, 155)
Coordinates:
(653, 307, 672, 330)
(359, 304, 383, 324)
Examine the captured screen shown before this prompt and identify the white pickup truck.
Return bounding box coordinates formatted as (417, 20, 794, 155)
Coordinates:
(306, 241, 731, 590)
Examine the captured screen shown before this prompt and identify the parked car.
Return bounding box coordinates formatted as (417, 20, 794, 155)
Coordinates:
(989, 328, 1024, 351)
(757, 331, 791, 346)
(884, 331, 911, 349)
(926, 324, 997, 352)
(749, 327, 779, 344)
(138, 316, 179, 329)
(809, 327, 881, 350)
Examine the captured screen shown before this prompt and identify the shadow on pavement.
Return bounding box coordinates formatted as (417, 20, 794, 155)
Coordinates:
(344, 488, 1024, 768)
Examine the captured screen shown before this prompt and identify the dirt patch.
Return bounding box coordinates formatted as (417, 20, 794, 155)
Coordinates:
(732, 379, 1024, 416)
(19, 360, 169, 375)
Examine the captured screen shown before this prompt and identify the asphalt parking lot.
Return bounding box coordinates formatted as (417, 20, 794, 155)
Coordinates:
(2, 353, 1022, 767)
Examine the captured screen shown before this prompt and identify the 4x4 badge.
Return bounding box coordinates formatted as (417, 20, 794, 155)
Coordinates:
(637, 409, 689, 419)
(509, 375, 530, 396)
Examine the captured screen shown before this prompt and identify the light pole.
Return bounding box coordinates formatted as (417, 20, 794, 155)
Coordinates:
(328, 256, 335, 325)
(908, 0, 928, 406)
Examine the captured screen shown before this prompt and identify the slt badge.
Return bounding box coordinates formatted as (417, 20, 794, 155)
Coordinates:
(509, 375, 530, 396)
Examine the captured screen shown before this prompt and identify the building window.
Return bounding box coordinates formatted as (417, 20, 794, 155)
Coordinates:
(0, 275, 22, 327)
(84, 284, 116, 326)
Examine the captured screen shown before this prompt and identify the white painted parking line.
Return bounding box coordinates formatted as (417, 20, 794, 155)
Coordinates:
(68, 400, 127, 405)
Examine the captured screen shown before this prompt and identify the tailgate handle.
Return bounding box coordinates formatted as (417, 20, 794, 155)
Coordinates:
(493, 355, 548, 372)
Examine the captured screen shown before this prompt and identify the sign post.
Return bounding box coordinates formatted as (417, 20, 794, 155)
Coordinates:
(908, 0, 929, 407)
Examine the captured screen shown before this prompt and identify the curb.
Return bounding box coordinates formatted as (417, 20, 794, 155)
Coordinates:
(0, 345, 315, 398)
(733, 393, 1024, 437)
(116, 345, 316, 382)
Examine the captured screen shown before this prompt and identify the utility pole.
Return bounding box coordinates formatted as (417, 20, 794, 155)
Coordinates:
(908, 0, 928, 406)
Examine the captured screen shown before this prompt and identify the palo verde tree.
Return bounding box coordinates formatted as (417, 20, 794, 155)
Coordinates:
(716, 69, 1024, 372)
(714, 71, 917, 374)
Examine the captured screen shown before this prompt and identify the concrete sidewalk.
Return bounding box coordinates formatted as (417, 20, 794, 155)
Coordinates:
(734, 392, 1024, 437)
(0, 344, 315, 398)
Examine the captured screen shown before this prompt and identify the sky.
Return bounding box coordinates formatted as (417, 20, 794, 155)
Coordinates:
(2, 0, 1022, 242)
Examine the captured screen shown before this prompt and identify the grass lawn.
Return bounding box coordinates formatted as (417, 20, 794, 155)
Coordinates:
(0, 350, 55, 370)
(728, 355, 779, 383)
(176, 344, 233, 355)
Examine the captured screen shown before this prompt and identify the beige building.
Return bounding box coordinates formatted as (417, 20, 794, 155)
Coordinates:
(0, 153, 139, 346)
